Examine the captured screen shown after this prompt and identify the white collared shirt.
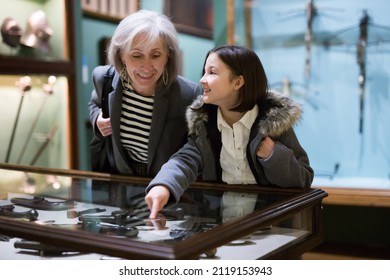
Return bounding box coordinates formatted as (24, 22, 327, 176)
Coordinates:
(217, 105, 259, 184)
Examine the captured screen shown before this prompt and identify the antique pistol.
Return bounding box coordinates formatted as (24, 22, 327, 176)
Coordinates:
(80, 222, 139, 238)
(14, 239, 80, 256)
(78, 210, 145, 226)
(67, 207, 106, 218)
(0, 204, 38, 221)
(11, 196, 76, 211)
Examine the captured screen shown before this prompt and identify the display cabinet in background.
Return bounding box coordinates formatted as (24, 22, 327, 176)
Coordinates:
(0, 0, 77, 169)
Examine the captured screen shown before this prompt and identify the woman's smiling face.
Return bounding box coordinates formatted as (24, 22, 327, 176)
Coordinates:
(200, 52, 243, 110)
(122, 34, 168, 96)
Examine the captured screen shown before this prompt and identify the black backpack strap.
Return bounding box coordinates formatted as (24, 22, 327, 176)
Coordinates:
(101, 65, 116, 172)
(101, 65, 115, 118)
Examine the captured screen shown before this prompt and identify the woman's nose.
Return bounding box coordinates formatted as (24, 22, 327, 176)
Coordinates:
(141, 58, 153, 70)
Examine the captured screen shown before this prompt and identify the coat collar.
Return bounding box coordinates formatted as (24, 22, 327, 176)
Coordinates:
(186, 91, 302, 138)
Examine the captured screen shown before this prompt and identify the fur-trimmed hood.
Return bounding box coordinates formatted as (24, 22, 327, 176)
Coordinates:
(186, 91, 302, 138)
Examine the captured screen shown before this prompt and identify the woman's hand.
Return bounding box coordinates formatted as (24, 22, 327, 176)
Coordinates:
(96, 110, 112, 136)
(256, 136, 275, 159)
(145, 186, 170, 219)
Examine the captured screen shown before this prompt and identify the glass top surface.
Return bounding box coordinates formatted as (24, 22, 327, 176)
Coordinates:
(0, 165, 325, 259)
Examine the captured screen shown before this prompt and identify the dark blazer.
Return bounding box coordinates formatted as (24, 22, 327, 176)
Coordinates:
(89, 65, 201, 176)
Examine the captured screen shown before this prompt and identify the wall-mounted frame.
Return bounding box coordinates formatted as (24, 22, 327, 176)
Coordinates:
(164, 0, 213, 39)
(81, 0, 138, 22)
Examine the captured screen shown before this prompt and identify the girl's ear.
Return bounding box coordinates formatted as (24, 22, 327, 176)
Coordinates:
(233, 75, 244, 91)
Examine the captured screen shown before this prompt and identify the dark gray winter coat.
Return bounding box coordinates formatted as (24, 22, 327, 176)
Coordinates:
(146, 91, 314, 202)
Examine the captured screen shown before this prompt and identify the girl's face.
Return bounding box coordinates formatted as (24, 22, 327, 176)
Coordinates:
(122, 34, 169, 96)
(200, 53, 243, 109)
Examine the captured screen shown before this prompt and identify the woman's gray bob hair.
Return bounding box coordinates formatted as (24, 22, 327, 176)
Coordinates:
(107, 10, 181, 87)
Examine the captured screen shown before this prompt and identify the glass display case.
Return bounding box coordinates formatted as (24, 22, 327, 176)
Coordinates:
(1, 0, 69, 61)
(0, 163, 328, 260)
(0, 75, 70, 168)
(1, 0, 76, 169)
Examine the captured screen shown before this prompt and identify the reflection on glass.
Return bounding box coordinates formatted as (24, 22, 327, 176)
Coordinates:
(221, 191, 258, 223)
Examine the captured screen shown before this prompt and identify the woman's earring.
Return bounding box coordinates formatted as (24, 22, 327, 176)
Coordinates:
(120, 65, 131, 91)
(162, 67, 168, 86)
(120, 65, 128, 81)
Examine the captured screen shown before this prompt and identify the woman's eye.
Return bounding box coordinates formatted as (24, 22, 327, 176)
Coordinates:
(130, 52, 142, 58)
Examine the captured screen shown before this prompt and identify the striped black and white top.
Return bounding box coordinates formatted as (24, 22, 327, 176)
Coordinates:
(120, 85, 154, 163)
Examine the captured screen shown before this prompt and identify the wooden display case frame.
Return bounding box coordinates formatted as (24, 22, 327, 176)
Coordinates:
(0, 163, 328, 260)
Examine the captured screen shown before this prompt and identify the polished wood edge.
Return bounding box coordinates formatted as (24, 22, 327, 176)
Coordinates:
(0, 162, 318, 194)
(83, 11, 122, 23)
(0, 216, 173, 260)
(174, 189, 328, 259)
(0, 56, 73, 75)
(315, 186, 390, 207)
(0, 162, 148, 184)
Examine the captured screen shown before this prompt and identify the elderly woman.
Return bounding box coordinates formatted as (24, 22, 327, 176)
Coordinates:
(89, 10, 201, 176)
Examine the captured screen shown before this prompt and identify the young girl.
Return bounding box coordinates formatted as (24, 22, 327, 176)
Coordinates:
(145, 45, 314, 219)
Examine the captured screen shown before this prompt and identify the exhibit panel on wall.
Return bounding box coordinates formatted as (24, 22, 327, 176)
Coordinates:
(250, 0, 390, 187)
